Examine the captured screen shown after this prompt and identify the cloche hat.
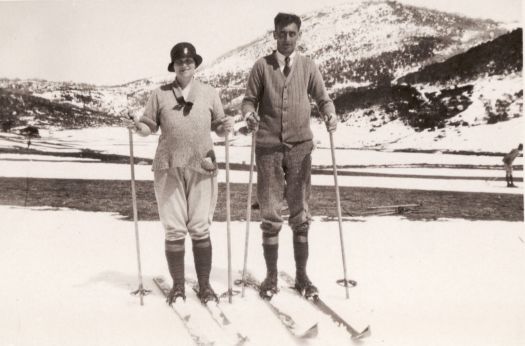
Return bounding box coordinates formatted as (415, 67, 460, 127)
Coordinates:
(167, 42, 203, 72)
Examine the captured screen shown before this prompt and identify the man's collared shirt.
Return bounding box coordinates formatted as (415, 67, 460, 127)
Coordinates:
(275, 50, 296, 74)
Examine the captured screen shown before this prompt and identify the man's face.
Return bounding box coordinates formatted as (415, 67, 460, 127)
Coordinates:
(173, 57, 196, 79)
(274, 22, 300, 56)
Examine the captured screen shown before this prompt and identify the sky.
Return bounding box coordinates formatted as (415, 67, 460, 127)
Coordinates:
(0, 0, 522, 85)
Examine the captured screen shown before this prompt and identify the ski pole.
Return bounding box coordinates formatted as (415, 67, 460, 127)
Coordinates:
(241, 133, 256, 297)
(225, 133, 233, 303)
(128, 127, 150, 305)
(328, 130, 351, 299)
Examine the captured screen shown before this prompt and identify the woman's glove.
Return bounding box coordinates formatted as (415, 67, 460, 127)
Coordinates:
(218, 116, 235, 133)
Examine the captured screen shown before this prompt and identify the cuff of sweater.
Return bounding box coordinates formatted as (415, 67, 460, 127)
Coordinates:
(139, 115, 158, 133)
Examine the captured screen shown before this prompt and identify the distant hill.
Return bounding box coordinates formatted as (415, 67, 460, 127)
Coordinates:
(199, 0, 507, 105)
(333, 27, 522, 132)
(0, 0, 521, 151)
(399, 28, 522, 85)
(0, 88, 119, 132)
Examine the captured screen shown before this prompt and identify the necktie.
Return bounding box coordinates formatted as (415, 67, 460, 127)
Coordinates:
(283, 56, 290, 77)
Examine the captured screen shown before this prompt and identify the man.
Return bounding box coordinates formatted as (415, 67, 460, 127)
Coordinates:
(131, 42, 234, 304)
(242, 12, 337, 299)
(503, 143, 523, 187)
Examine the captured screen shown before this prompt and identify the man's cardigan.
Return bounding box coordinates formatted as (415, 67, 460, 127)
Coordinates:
(242, 52, 336, 147)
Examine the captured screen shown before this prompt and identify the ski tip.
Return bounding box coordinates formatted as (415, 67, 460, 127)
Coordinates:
(301, 323, 319, 339)
(235, 333, 250, 346)
(352, 325, 371, 340)
(153, 276, 167, 286)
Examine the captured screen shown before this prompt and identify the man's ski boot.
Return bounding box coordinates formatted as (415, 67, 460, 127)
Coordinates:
(196, 282, 219, 304)
(167, 283, 186, 305)
(259, 272, 279, 300)
(295, 273, 319, 300)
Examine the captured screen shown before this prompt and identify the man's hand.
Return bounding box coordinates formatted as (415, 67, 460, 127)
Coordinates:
(324, 113, 337, 133)
(245, 112, 260, 132)
(218, 116, 235, 133)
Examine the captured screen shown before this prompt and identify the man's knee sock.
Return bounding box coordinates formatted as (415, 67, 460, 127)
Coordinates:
(262, 230, 279, 276)
(165, 238, 185, 285)
(293, 229, 309, 278)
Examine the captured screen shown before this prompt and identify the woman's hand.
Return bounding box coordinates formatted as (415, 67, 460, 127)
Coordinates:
(216, 116, 235, 136)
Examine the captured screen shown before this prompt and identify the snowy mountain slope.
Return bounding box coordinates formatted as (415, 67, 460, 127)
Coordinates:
(2, 1, 507, 111)
(0, 87, 120, 131)
(331, 29, 522, 144)
(0, 1, 521, 153)
(199, 0, 507, 99)
(399, 28, 522, 85)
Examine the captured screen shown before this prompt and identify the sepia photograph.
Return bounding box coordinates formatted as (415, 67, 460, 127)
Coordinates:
(0, 0, 523, 345)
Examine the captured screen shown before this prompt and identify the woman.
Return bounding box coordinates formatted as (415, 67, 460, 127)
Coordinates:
(132, 42, 233, 304)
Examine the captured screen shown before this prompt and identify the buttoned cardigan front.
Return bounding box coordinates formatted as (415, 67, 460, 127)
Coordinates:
(242, 52, 336, 147)
(139, 79, 225, 172)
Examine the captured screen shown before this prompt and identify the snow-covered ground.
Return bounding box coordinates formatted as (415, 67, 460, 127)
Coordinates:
(0, 126, 523, 195)
(1, 205, 524, 346)
(0, 156, 522, 195)
(4, 116, 524, 156)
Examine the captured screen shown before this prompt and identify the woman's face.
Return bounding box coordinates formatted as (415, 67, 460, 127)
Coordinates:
(173, 57, 196, 79)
